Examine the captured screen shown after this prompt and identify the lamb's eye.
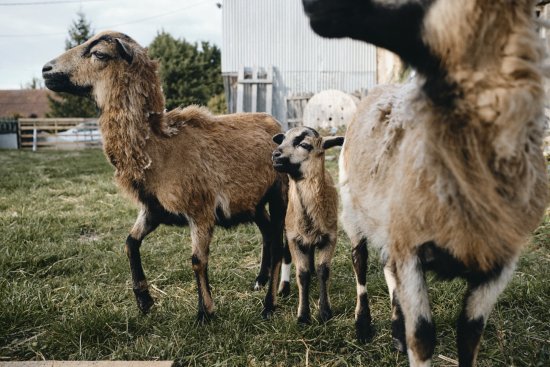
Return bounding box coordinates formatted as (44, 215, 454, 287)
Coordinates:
(92, 51, 108, 60)
(299, 143, 313, 151)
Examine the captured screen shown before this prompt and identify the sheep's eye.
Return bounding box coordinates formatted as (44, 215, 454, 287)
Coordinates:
(299, 142, 313, 151)
(92, 51, 108, 60)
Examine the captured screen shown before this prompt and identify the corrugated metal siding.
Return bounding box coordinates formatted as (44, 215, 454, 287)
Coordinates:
(222, 0, 376, 124)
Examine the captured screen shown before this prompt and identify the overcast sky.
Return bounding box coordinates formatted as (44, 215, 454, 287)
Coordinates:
(0, 0, 223, 89)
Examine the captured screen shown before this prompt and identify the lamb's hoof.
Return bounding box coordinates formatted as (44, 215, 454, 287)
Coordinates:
(355, 318, 374, 343)
(392, 337, 407, 354)
(278, 281, 291, 297)
(319, 308, 333, 323)
(133, 289, 155, 314)
(261, 305, 276, 319)
(254, 274, 269, 291)
(196, 310, 214, 324)
(297, 314, 311, 324)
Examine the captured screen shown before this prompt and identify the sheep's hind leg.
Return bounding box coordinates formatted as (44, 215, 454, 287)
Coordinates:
(262, 189, 286, 318)
(352, 237, 374, 341)
(190, 222, 215, 322)
(457, 258, 517, 367)
(384, 262, 406, 353)
(254, 208, 272, 290)
(278, 241, 292, 297)
(126, 207, 160, 314)
(394, 253, 435, 367)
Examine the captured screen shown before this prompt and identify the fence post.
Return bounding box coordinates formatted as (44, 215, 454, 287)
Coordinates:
(32, 127, 37, 152)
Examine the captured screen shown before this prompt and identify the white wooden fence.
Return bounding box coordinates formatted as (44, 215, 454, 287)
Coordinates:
(18, 118, 101, 151)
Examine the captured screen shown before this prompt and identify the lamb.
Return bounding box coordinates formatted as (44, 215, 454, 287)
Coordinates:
(272, 127, 344, 323)
(41, 31, 287, 320)
(302, 0, 549, 366)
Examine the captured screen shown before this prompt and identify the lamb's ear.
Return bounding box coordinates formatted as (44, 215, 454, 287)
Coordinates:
(322, 136, 344, 150)
(115, 38, 133, 64)
(273, 133, 285, 145)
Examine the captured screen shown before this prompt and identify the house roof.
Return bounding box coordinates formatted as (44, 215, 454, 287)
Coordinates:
(0, 89, 53, 118)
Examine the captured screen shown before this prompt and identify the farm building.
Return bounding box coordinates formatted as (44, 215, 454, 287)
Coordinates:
(222, 0, 550, 129)
(221, 0, 383, 128)
(0, 89, 52, 119)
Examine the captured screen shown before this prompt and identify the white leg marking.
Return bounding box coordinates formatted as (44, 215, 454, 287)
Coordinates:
(466, 258, 518, 321)
(280, 262, 291, 283)
(383, 263, 397, 303)
(407, 349, 432, 367)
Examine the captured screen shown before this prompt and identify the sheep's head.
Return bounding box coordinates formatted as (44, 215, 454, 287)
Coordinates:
(302, 0, 539, 85)
(272, 127, 344, 180)
(42, 31, 148, 107)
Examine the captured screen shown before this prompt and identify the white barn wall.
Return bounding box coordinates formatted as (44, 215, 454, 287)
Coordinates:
(222, 0, 377, 125)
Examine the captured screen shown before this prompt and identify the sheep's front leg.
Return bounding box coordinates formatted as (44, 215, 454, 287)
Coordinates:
(394, 254, 435, 367)
(316, 235, 335, 322)
(190, 221, 215, 322)
(352, 237, 373, 341)
(457, 258, 517, 367)
(290, 239, 312, 323)
(126, 207, 159, 314)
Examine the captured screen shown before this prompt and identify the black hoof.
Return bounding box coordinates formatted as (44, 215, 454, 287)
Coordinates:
(319, 308, 333, 323)
(196, 310, 214, 323)
(297, 313, 311, 324)
(355, 318, 374, 343)
(133, 289, 154, 314)
(278, 281, 291, 297)
(392, 337, 407, 354)
(261, 305, 276, 319)
(254, 274, 269, 290)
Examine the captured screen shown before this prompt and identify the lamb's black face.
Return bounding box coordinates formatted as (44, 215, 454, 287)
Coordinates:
(272, 127, 344, 180)
(272, 128, 319, 180)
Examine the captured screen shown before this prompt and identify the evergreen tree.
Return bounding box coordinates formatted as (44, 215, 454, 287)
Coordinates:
(148, 32, 224, 110)
(47, 12, 98, 118)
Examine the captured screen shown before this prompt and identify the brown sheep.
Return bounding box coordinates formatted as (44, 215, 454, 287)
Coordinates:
(272, 127, 344, 323)
(42, 31, 287, 320)
(303, 0, 549, 366)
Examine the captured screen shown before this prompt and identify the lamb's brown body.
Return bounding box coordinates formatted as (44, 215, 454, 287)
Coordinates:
(42, 31, 287, 319)
(272, 127, 343, 323)
(303, 0, 548, 366)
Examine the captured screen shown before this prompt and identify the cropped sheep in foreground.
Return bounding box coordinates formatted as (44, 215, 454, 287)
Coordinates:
(42, 31, 287, 320)
(272, 127, 344, 323)
(303, 0, 549, 366)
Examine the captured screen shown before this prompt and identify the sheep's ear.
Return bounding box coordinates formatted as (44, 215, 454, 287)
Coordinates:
(322, 136, 344, 150)
(115, 38, 133, 64)
(273, 133, 285, 145)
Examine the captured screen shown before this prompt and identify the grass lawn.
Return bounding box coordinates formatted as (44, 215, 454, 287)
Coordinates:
(0, 149, 548, 366)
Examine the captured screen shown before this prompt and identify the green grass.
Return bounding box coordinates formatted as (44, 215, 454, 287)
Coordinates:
(0, 149, 548, 366)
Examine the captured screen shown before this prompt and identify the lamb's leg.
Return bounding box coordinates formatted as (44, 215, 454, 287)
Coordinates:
(254, 208, 272, 290)
(351, 237, 373, 341)
(126, 207, 159, 314)
(394, 254, 435, 367)
(316, 237, 335, 322)
(457, 259, 517, 367)
(384, 262, 406, 353)
(190, 221, 215, 322)
(291, 239, 312, 324)
(278, 240, 292, 297)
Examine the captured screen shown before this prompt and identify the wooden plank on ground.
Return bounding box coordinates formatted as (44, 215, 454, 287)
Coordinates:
(0, 362, 173, 367)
